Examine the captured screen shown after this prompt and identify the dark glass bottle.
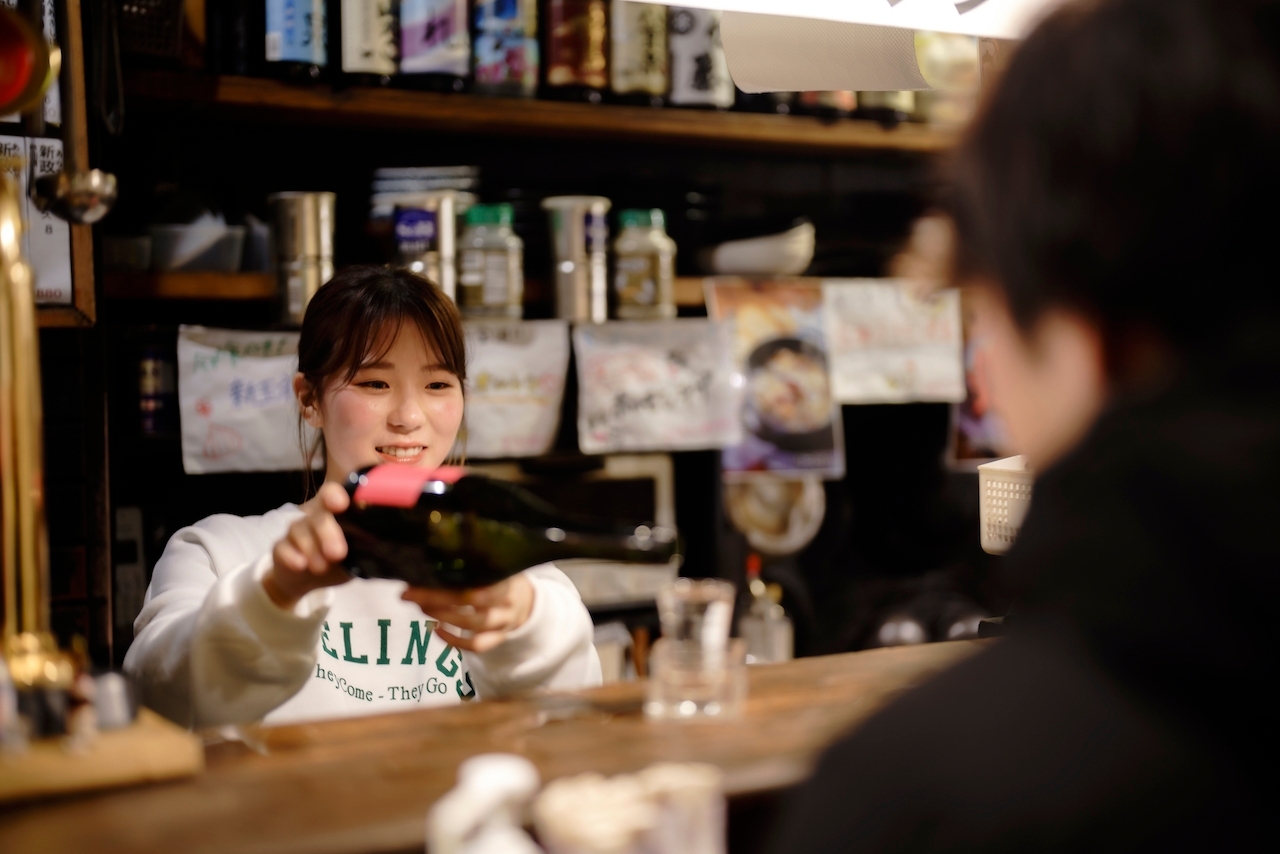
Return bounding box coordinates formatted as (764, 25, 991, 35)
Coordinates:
(540, 0, 608, 103)
(257, 0, 328, 81)
(339, 465, 681, 588)
(395, 0, 471, 92)
(327, 0, 398, 87)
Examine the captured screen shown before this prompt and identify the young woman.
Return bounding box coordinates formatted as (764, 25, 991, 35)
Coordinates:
(125, 267, 601, 727)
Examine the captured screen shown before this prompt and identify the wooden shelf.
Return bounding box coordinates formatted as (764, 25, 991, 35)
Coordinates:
(104, 271, 278, 300)
(124, 71, 957, 155)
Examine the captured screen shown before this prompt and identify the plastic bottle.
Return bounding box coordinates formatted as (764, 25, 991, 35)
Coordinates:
(458, 203, 524, 318)
(613, 209, 676, 319)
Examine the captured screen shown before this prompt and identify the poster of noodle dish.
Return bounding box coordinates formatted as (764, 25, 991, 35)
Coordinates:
(705, 279, 845, 480)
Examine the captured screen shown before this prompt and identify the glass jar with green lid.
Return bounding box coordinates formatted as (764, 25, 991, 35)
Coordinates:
(459, 203, 524, 318)
(612, 209, 676, 319)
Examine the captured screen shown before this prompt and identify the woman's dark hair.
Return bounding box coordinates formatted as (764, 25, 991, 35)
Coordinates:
(296, 266, 466, 491)
(952, 0, 1280, 362)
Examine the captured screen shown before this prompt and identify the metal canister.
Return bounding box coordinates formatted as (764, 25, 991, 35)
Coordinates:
(390, 190, 472, 301)
(541, 195, 611, 323)
(269, 192, 336, 325)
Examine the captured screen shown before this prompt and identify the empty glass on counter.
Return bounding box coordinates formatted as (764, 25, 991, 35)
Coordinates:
(647, 578, 745, 719)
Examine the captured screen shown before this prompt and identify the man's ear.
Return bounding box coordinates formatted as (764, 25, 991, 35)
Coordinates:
(294, 373, 324, 429)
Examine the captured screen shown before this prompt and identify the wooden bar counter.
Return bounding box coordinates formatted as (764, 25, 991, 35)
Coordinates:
(0, 641, 986, 854)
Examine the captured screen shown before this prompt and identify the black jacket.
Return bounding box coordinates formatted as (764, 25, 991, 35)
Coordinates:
(767, 363, 1275, 852)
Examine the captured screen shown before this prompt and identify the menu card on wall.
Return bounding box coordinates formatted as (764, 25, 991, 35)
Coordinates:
(0, 135, 73, 305)
(178, 327, 318, 474)
(459, 320, 570, 459)
(822, 280, 965, 404)
(706, 278, 845, 480)
(574, 319, 742, 455)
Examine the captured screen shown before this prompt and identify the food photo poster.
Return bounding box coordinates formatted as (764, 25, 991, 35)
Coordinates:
(706, 279, 845, 480)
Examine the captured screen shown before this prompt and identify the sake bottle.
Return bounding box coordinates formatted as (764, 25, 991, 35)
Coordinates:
(339, 465, 681, 588)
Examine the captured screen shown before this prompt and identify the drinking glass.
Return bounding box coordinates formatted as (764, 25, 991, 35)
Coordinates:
(648, 578, 743, 720)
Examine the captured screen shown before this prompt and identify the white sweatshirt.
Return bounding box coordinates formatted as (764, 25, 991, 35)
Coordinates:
(124, 504, 601, 728)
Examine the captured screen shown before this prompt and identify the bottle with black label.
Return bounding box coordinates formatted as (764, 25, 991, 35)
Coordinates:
(667, 7, 734, 109)
(397, 0, 471, 91)
(339, 466, 680, 589)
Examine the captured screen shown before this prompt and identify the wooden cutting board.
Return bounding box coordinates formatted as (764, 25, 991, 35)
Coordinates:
(0, 708, 204, 804)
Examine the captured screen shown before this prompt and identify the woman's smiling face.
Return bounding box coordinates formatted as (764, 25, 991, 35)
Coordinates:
(300, 321, 465, 483)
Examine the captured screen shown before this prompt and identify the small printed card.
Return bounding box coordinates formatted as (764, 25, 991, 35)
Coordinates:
(459, 320, 570, 459)
(822, 280, 965, 404)
(0, 134, 72, 305)
(178, 326, 317, 474)
(574, 319, 742, 455)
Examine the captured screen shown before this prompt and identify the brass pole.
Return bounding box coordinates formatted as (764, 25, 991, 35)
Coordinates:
(0, 175, 23, 639)
(2, 166, 51, 640)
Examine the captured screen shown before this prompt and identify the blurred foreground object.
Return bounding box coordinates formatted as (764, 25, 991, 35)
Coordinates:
(427, 754, 542, 854)
(534, 762, 725, 854)
(0, 168, 199, 804)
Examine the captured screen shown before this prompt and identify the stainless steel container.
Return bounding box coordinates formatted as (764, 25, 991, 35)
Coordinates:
(388, 190, 474, 302)
(269, 192, 336, 324)
(542, 195, 611, 323)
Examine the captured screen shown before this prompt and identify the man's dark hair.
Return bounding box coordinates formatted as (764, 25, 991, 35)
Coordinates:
(952, 0, 1280, 363)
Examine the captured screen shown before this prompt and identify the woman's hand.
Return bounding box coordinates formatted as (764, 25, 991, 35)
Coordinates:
(400, 574, 535, 653)
(263, 482, 352, 609)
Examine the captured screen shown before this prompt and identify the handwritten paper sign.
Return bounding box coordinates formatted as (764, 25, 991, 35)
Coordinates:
(459, 320, 570, 459)
(178, 326, 318, 474)
(0, 135, 72, 305)
(574, 319, 742, 455)
(822, 280, 965, 404)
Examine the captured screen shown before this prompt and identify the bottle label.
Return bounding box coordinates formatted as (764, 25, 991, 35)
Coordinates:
(341, 0, 397, 75)
(474, 0, 538, 89)
(545, 0, 608, 88)
(614, 254, 658, 306)
(266, 0, 327, 65)
(611, 2, 669, 96)
(354, 465, 464, 508)
(460, 249, 519, 307)
(395, 208, 438, 255)
(400, 0, 470, 75)
(584, 211, 608, 252)
(668, 8, 734, 107)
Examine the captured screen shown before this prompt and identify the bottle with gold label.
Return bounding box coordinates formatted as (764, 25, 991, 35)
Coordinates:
(542, 0, 608, 102)
(610, 1, 668, 106)
(612, 209, 676, 320)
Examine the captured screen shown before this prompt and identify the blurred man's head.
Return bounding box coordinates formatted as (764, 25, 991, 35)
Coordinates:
(952, 0, 1280, 467)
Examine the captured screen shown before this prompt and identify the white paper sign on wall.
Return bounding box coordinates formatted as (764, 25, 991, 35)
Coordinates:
(822, 279, 965, 404)
(0, 134, 73, 305)
(459, 320, 570, 459)
(178, 326, 318, 474)
(575, 319, 743, 455)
